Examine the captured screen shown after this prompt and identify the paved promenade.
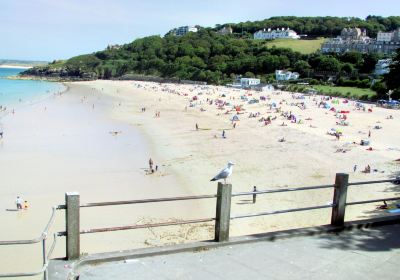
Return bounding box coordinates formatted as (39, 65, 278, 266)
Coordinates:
(77, 223, 400, 280)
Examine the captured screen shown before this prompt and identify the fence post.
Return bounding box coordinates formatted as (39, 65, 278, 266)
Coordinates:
(215, 182, 232, 242)
(331, 173, 349, 226)
(65, 192, 80, 260)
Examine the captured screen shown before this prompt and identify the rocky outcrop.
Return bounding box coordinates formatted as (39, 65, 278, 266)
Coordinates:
(21, 66, 97, 81)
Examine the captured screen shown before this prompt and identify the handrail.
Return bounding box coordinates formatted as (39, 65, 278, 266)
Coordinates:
(232, 184, 334, 197)
(231, 204, 334, 219)
(348, 178, 396, 186)
(80, 218, 215, 234)
(80, 194, 217, 208)
(0, 232, 58, 278)
(0, 206, 57, 245)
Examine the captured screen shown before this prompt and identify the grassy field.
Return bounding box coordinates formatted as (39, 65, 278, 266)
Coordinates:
(312, 85, 377, 99)
(265, 38, 327, 54)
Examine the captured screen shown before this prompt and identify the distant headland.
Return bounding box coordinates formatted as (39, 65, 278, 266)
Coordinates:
(0, 59, 48, 68)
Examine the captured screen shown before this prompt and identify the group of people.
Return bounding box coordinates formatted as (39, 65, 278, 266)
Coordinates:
(148, 158, 158, 174)
(15, 196, 28, 210)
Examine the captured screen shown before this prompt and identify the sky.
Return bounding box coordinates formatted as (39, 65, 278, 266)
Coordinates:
(1, 0, 399, 61)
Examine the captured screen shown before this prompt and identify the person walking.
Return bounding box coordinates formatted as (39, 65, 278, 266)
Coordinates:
(149, 158, 153, 170)
(353, 165, 357, 172)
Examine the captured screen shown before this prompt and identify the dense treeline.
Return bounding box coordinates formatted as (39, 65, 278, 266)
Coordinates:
(25, 29, 384, 85)
(23, 16, 400, 99)
(217, 16, 400, 38)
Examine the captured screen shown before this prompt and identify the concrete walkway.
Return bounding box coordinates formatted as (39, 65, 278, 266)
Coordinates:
(78, 224, 400, 280)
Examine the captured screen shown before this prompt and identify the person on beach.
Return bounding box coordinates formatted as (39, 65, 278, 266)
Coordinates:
(368, 130, 371, 138)
(15, 196, 23, 210)
(353, 165, 357, 172)
(149, 158, 153, 170)
(24, 201, 29, 210)
(222, 130, 226, 138)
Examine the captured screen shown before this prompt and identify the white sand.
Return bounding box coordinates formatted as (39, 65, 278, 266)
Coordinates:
(0, 65, 32, 69)
(0, 80, 399, 275)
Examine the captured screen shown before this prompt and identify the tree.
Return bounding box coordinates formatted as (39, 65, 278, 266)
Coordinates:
(340, 63, 354, 75)
(293, 60, 311, 75)
(384, 49, 400, 99)
(360, 53, 380, 74)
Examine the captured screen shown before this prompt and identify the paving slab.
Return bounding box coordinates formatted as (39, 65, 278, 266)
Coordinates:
(77, 224, 400, 280)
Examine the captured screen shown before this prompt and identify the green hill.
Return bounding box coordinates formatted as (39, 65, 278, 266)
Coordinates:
(265, 38, 327, 54)
(22, 16, 397, 94)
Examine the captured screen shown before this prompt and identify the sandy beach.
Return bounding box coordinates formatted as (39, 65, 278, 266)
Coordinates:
(0, 80, 399, 275)
(0, 65, 33, 69)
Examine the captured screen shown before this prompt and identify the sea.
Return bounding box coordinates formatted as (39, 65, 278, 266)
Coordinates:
(0, 67, 65, 110)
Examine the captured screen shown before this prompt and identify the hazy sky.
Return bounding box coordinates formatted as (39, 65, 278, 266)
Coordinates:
(1, 0, 399, 61)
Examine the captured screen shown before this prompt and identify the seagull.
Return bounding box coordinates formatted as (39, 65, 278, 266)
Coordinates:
(210, 162, 235, 184)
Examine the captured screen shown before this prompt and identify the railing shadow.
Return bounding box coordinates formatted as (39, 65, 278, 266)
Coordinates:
(316, 223, 400, 252)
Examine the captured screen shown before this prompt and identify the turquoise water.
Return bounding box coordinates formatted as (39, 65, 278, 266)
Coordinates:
(0, 68, 65, 109)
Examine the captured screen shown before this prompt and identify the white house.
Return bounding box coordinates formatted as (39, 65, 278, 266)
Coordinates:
(260, 84, 275, 92)
(374, 59, 392, 75)
(218, 26, 233, 35)
(240, 78, 260, 87)
(175, 26, 198, 36)
(254, 28, 300, 40)
(275, 70, 300, 81)
(377, 32, 394, 42)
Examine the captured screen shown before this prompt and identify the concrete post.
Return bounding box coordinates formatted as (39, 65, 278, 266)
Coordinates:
(65, 192, 80, 260)
(331, 173, 349, 226)
(215, 182, 232, 242)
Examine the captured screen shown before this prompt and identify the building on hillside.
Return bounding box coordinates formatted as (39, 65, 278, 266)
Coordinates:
(321, 27, 400, 55)
(254, 28, 300, 40)
(174, 26, 198, 36)
(340, 28, 368, 41)
(240, 78, 261, 88)
(377, 28, 400, 42)
(107, 44, 121, 50)
(218, 26, 233, 35)
(275, 70, 300, 81)
(377, 32, 394, 42)
(374, 59, 392, 76)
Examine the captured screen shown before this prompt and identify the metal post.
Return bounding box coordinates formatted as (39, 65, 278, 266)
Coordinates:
(331, 173, 349, 226)
(215, 182, 232, 242)
(65, 192, 80, 260)
(253, 186, 257, 204)
(42, 238, 47, 280)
